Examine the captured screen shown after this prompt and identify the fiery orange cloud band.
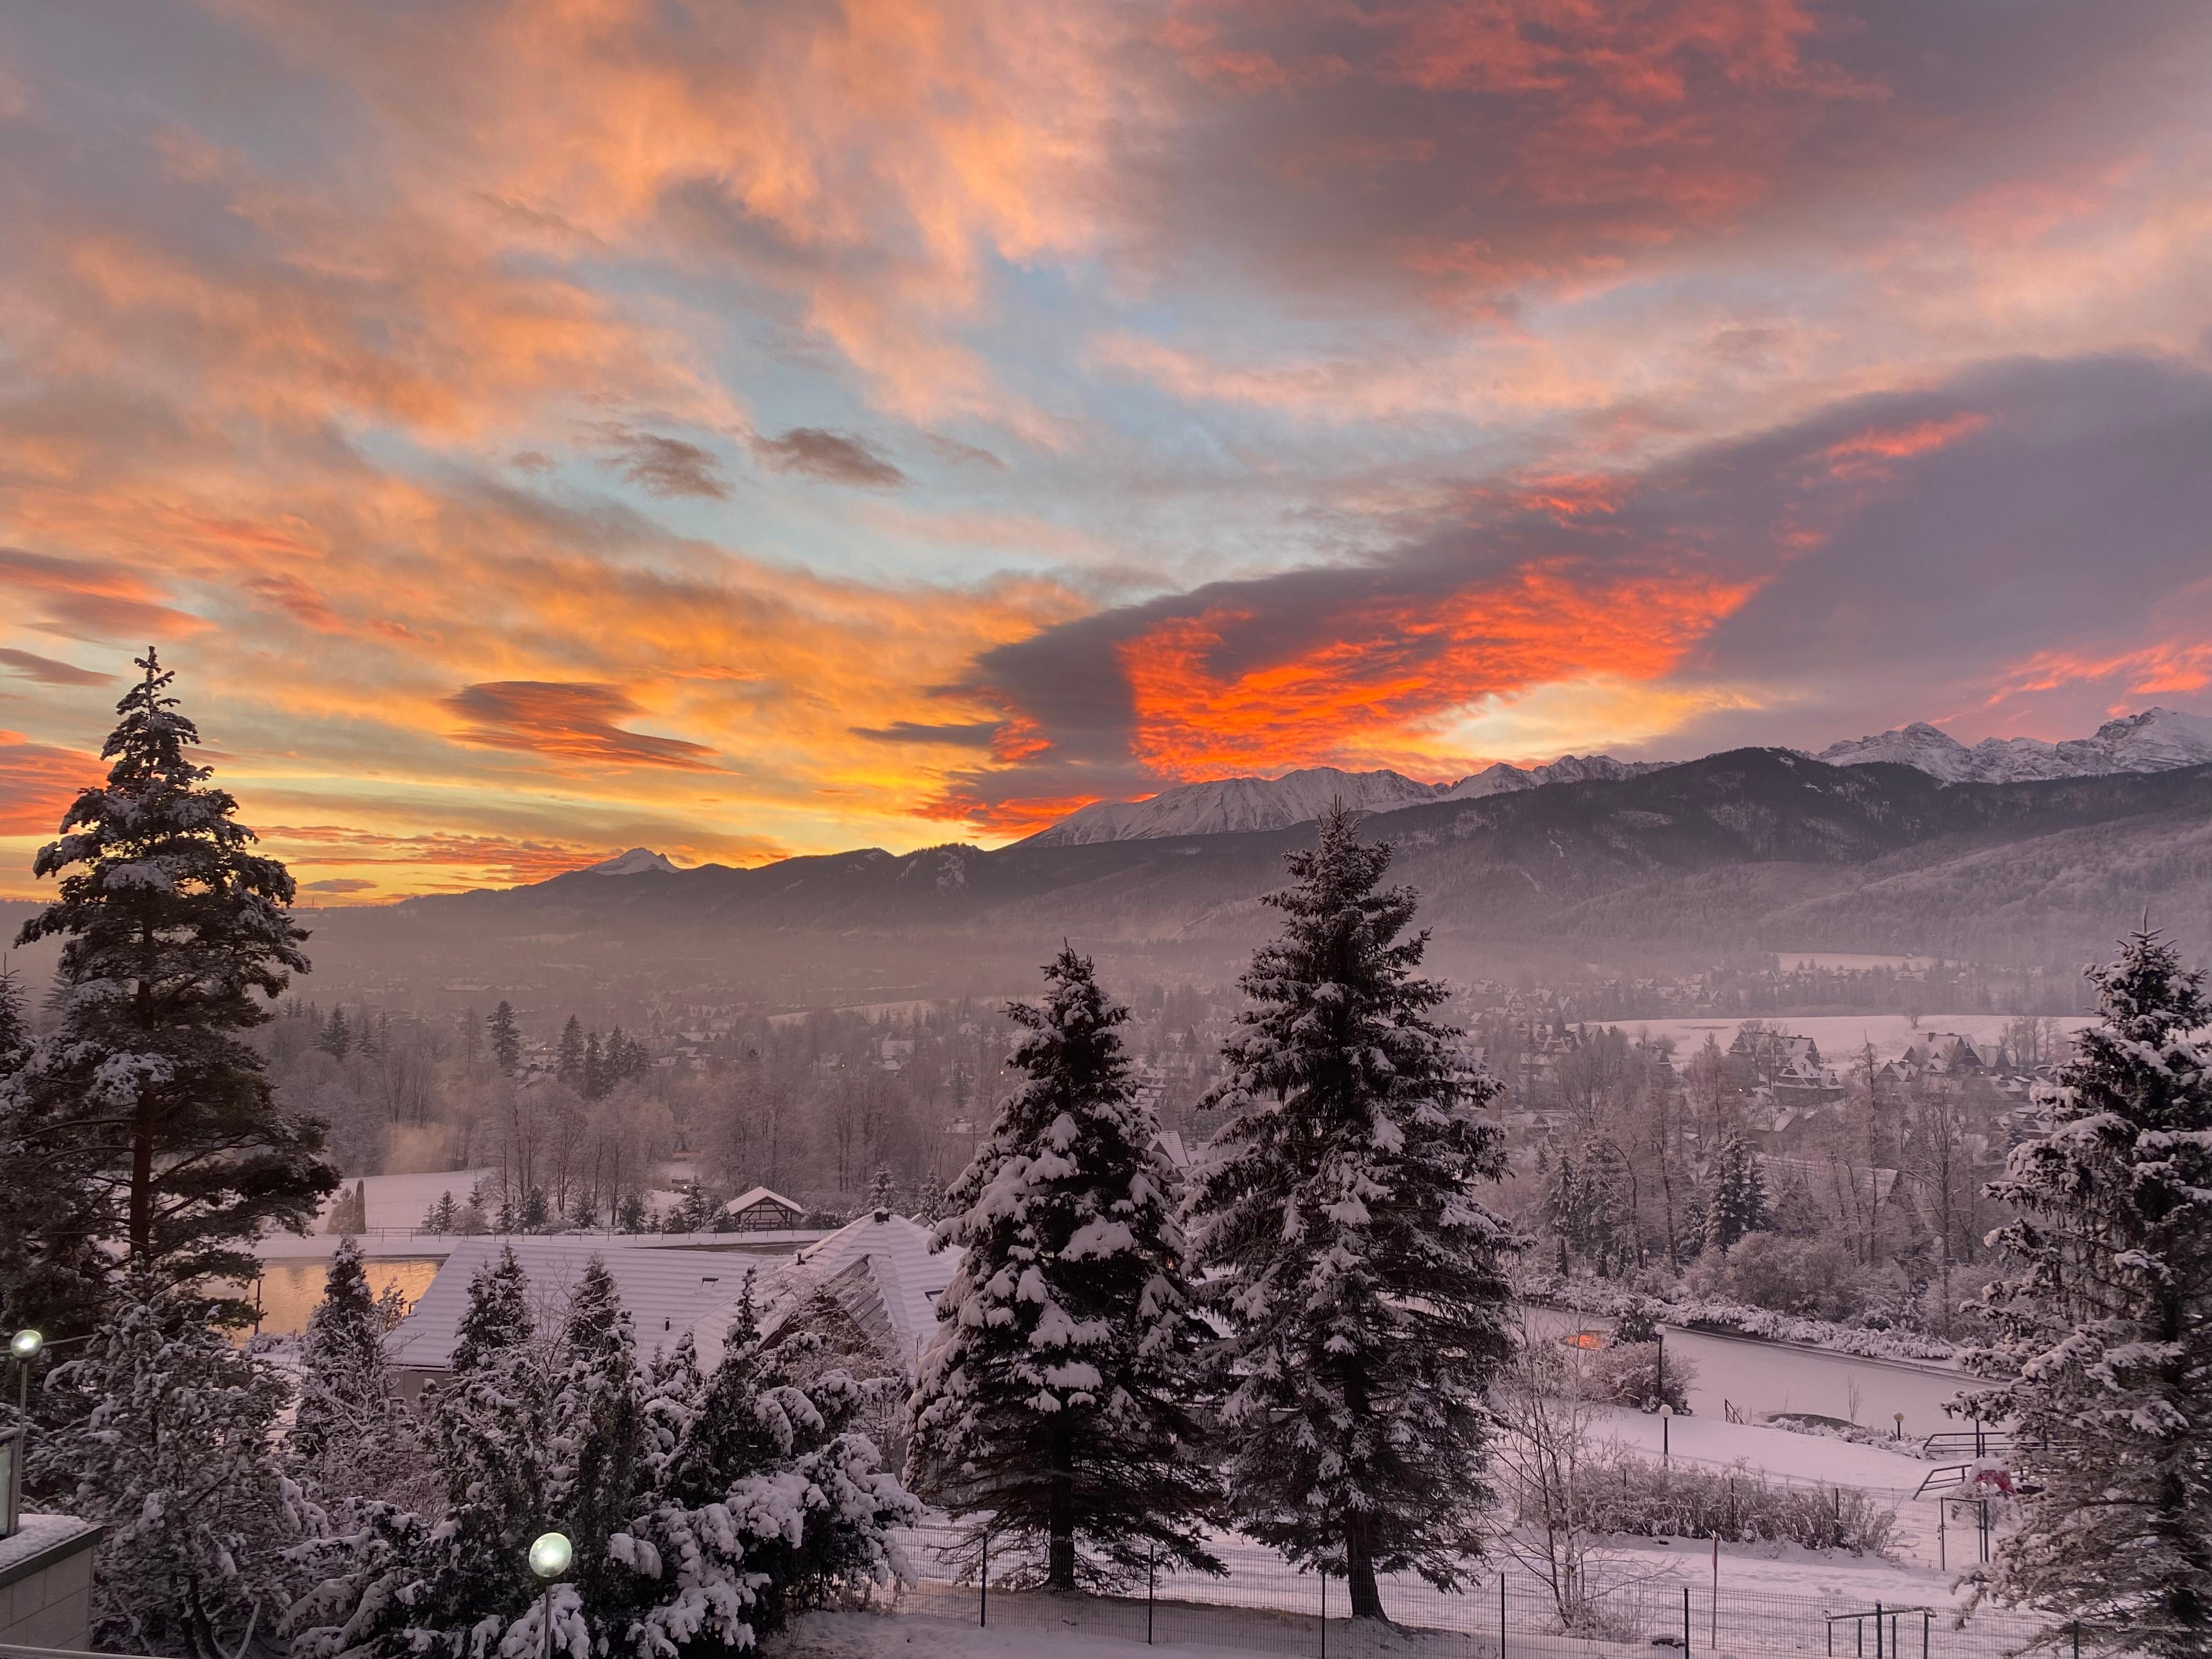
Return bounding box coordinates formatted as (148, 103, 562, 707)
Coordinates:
(1115, 561, 1759, 781)
(0, 732, 98, 836)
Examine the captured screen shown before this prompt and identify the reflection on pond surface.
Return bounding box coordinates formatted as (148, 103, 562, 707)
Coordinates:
(245, 1256, 445, 1338)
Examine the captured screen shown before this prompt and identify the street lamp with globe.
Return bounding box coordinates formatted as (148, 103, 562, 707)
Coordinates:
(5, 1331, 43, 1541)
(8, 1330, 40, 1412)
(529, 1531, 573, 1659)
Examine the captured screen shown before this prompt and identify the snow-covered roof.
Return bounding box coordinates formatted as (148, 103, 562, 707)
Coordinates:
(387, 1237, 748, 1370)
(720, 1186, 804, 1216)
(692, 1211, 955, 1378)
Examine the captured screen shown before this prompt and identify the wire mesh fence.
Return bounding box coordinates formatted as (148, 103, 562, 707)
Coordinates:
(887, 1523, 2095, 1659)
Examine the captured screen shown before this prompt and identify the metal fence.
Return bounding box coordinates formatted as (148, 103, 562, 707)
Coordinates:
(888, 1523, 2100, 1659)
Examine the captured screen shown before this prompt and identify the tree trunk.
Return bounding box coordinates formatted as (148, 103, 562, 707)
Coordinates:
(1345, 1513, 1385, 1620)
(1047, 1427, 1077, 1590)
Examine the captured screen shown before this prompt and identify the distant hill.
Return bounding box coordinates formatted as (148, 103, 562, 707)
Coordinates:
(309, 750, 2212, 992)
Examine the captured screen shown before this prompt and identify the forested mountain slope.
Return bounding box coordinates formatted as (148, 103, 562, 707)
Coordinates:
(337, 750, 2212, 977)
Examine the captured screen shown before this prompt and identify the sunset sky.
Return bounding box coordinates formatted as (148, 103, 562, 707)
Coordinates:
(4, 1, 2211, 900)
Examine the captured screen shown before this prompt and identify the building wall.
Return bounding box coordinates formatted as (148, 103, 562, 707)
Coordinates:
(0, 1520, 100, 1651)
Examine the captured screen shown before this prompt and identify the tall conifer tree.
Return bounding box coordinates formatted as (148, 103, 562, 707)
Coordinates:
(1184, 806, 1522, 1619)
(488, 1001, 521, 1077)
(5, 651, 335, 1324)
(295, 1237, 393, 1472)
(1701, 1136, 1769, 1254)
(906, 946, 1219, 1590)
(1963, 928, 2212, 1654)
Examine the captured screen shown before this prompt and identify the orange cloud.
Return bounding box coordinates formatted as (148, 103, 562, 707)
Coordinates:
(1824, 413, 1988, 478)
(1985, 639, 2212, 706)
(210, 0, 1126, 427)
(1114, 561, 1758, 781)
(0, 732, 95, 835)
(940, 792, 1106, 838)
(263, 825, 656, 887)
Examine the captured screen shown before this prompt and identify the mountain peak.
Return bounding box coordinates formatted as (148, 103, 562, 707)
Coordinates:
(1819, 707, 2212, 785)
(583, 847, 682, 876)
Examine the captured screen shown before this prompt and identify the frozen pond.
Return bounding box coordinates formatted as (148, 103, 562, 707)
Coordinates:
(1526, 1308, 1981, 1441)
(247, 1256, 445, 1337)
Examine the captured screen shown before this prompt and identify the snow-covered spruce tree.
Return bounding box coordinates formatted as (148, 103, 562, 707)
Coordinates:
(448, 1242, 533, 1375)
(38, 1276, 319, 1657)
(905, 946, 1220, 1591)
(0, 961, 27, 1075)
(7, 651, 336, 1324)
(1961, 928, 2212, 1654)
(630, 1273, 921, 1649)
(1183, 806, 1522, 1620)
(291, 1248, 556, 1659)
(295, 1237, 399, 1477)
(1701, 1135, 1769, 1254)
(489, 1000, 522, 1077)
(548, 1257, 652, 1624)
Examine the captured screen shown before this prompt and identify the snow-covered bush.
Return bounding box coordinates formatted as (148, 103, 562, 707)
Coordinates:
(1579, 1340, 1695, 1414)
(1574, 1452, 1895, 1556)
(289, 1256, 917, 1659)
(1521, 1270, 1958, 1362)
(1686, 1232, 1873, 1322)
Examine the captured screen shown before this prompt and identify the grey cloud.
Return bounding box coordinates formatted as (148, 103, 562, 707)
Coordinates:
(753, 427, 906, 489)
(0, 648, 117, 687)
(595, 427, 733, 499)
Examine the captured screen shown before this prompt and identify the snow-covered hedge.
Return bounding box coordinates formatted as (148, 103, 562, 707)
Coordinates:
(1522, 1273, 1959, 1363)
(1575, 1451, 1897, 1556)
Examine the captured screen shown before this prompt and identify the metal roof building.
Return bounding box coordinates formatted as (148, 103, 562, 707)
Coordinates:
(387, 1237, 757, 1372)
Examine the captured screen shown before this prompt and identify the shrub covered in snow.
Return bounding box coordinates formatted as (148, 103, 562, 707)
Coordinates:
(1523, 1271, 1958, 1363)
(1571, 1452, 1896, 1556)
(1579, 1339, 1695, 1415)
(287, 1255, 917, 1659)
(1686, 1233, 1876, 1323)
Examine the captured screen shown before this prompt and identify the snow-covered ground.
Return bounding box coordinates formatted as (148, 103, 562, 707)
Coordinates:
(315, 1167, 494, 1231)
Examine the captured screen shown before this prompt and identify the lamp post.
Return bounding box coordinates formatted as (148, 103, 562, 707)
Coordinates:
(529, 1530, 573, 1659)
(9, 1330, 41, 1415)
(5, 1331, 43, 1542)
(1660, 1403, 1673, 1467)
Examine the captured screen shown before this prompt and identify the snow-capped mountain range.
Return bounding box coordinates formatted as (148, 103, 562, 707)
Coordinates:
(1813, 707, 2212, 785)
(1019, 707, 2212, 846)
(1024, 755, 1667, 847)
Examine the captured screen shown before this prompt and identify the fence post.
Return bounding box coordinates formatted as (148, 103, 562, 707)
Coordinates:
(1147, 1542, 1156, 1646)
(1319, 1564, 1327, 1659)
(1875, 1601, 1883, 1659)
(979, 1529, 988, 1629)
(1499, 1572, 1507, 1659)
(2072, 1622, 2080, 1659)
(1681, 1587, 1691, 1652)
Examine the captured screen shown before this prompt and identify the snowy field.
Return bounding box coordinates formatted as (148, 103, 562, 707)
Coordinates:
(1615, 1013, 2091, 1065)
